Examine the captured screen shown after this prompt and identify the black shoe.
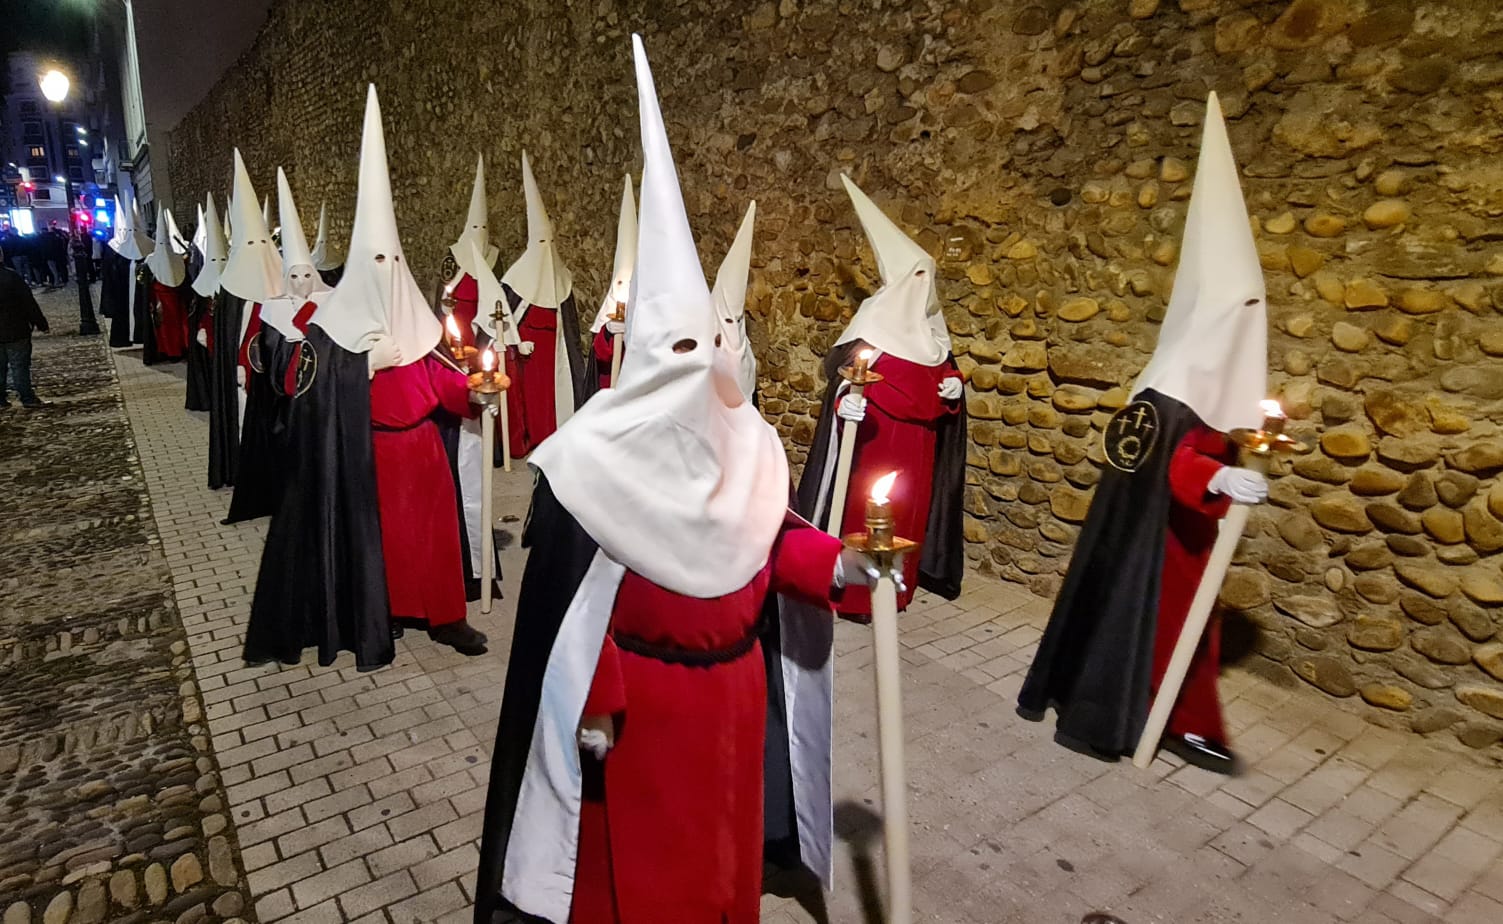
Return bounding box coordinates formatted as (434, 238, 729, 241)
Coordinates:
(1162, 733, 1237, 775)
(429, 620, 488, 656)
(21, 400, 47, 409)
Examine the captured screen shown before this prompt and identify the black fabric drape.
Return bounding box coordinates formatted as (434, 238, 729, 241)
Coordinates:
(225, 326, 294, 523)
(318, 265, 344, 288)
(794, 340, 967, 600)
(474, 474, 599, 924)
(243, 327, 394, 671)
(101, 250, 131, 348)
(207, 292, 245, 489)
(1016, 389, 1202, 756)
(184, 292, 213, 412)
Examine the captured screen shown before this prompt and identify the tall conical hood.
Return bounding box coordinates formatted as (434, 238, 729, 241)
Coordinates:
(111, 192, 154, 260)
(316, 84, 440, 362)
(1132, 92, 1267, 433)
(590, 174, 637, 332)
(309, 203, 342, 271)
(165, 208, 188, 255)
(275, 168, 330, 296)
(145, 204, 185, 286)
(834, 175, 948, 366)
(500, 150, 573, 309)
(191, 203, 206, 257)
(449, 154, 497, 282)
(191, 194, 229, 297)
(526, 34, 787, 608)
(219, 150, 283, 302)
(713, 201, 758, 400)
(107, 195, 127, 252)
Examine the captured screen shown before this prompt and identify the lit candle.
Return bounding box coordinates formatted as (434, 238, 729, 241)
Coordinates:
(866, 471, 899, 550)
(854, 347, 875, 381)
(482, 346, 496, 384)
(1259, 398, 1286, 437)
(445, 315, 463, 354)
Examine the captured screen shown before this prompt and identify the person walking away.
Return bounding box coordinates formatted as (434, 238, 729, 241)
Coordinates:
(0, 246, 50, 408)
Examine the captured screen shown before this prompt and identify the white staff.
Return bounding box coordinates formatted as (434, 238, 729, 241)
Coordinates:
(468, 346, 509, 614)
(609, 306, 625, 386)
(490, 300, 515, 473)
(1133, 401, 1303, 768)
(824, 349, 879, 536)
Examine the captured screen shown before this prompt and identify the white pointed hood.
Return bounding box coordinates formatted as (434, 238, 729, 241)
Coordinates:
(219, 150, 284, 303)
(191, 203, 207, 257)
(309, 203, 342, 271)
(316, 85, 441, 362)
(111, 193, 154, 261)
(449, 155, 498, 282)
(590, 175, 637, 332)
(834, 175, 949, 366)
(145, 204, 185, 286)
(107, 196, 128, 253)
(191, 195, 229, 298)
(1132, 92, 1267, 433)
(713, 201, 759, 400)
(166, 208, 188, 255)
(528, 35, 788, 600)
(262, 168, 332, 340)
(500, 151, 573, 309)
(261, 195, 271, 229)
(471, 239, 521, 347)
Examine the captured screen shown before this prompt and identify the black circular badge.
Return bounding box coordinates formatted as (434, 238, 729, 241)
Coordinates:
(1103, 400, 1160, 473)
(293, 343, 318, 397)
(247, 331, 266, 374)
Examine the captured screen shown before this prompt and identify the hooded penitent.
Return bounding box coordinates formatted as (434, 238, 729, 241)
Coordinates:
(477, 35, 803, 924)
(191, 195, 228, 298)
(220, 151, 284, 304)
(105, 193, 154, 348)
(1017, 91, 1268, 757)
(316, 85, 442, 364)
(712, 201, 758, 401)
(310, 203, 343, 274)
(501, 151, 573, 311)
(833, 174, 950, 367)
(449, 155, 498, 283)
(145, 204, 185, 287)
(260, 167, 332, 340)
(590, 174, 637, 333)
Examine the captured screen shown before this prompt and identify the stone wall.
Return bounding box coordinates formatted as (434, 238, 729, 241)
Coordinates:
(169, 0, 1503, 753)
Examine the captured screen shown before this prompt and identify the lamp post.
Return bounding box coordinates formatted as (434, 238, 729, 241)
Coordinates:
(39, 69, 77, 235)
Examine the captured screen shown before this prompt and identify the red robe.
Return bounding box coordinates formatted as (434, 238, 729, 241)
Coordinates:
(237, 302, 263, 393)
(571, 523, 842, 924)
(1151, 425, 1236, 743)
(450, 274, 481, 349)
(832, 353, 960, 616)
(591, 326, 616, 391)
(504, 304, 562, 457)
(370, 356, 477, 627)
(150, 282, 189, 359)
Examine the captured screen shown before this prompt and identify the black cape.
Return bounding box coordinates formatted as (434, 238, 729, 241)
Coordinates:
(100, 249, 133, 348)
(243, 326, 395, 671)
(794, 339, 969, 600)
(474, 474, 598, 924)
(137, 267, 164, 366)
(1016, 389, 1202, 756)
(224, 323, 294, 523)
(207, 292, 245, 489)
(184, 291, 213, 412)
(318, 265, 344, 288)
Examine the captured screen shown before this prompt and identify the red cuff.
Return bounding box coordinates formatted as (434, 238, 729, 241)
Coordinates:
(583, 634, 627, 716)
(1169, 441, 1233, 516)
(770, 521, 844, 607)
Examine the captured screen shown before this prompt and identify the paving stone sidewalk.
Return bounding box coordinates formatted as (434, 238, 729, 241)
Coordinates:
(92, 287, 1503, 924)
(0, 285, 254, 923)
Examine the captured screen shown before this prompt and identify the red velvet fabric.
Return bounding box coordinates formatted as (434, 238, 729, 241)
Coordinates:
(570, 522, 842, 924)
(370, 356, 477, 627)
(236, 302, 263, 393)
(450, 274, 480, 348)
(1152, 425, 1236, 742)
(291, 300, 317, 334)
(832, 353, 960, 616)
(591, 326, 616, 391)
(151, 282, 189, 358)
(503, 305, 561, 457)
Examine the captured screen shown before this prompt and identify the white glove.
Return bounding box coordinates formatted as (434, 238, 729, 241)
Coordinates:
(487, 404, 500, 418)
(1208, 466, 1268, 504)
(837, 393, 867, 423)
(835, 546, 907, 594)
(518, 341, 536, 356)
(196, 329, 208, 348)
(578, 727, 612, 760)
(606, 319, 625, 336)
(235, 367, 246, 388)
(938, 377, 964, 401)
(367, 335, 403, 378)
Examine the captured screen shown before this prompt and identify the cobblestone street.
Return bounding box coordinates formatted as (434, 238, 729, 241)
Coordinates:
(2, 283, 1501, 923)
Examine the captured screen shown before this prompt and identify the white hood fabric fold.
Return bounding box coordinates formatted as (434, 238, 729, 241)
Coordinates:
(834, 175, 949, 367)
(450, 155, 498, 283)
(471, 240, 521, 348)
(310, 203, 343, 271)
(191, 195, 229, 298)
(145, 204, 185, 286)
(219, 150, 284, 303)
(191, 203, 207, 258)
(110, 193, 154, 261)
(166, 209, 188, 255)
(1131, 92, 1267, 433)
(316, 85, 441, 363)
(713, 201, 759, 400)
(590, 175, 637, 333)
(500, 151, 573, 311)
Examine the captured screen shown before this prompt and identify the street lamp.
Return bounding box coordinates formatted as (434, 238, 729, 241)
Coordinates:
(39, 69, 70, 103)
(37, 68, 78, 235)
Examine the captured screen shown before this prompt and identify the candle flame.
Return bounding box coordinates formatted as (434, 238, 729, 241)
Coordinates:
(859, 348, 875, 361)
(482, 348, 495, 372)
(445, 315, 461, 339)
(1260, 398, 1285, 419)
(871, 471, 898, 503)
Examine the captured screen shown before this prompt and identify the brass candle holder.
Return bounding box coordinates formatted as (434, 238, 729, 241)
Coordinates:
(468, 348, 510, 399)
(839, 347, 884, 390)
(1228, 399, 1311, 464)
(843, 472, 918, 561)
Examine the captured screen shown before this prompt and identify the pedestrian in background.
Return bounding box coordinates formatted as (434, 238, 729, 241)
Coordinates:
(0, 245, 50, 408)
